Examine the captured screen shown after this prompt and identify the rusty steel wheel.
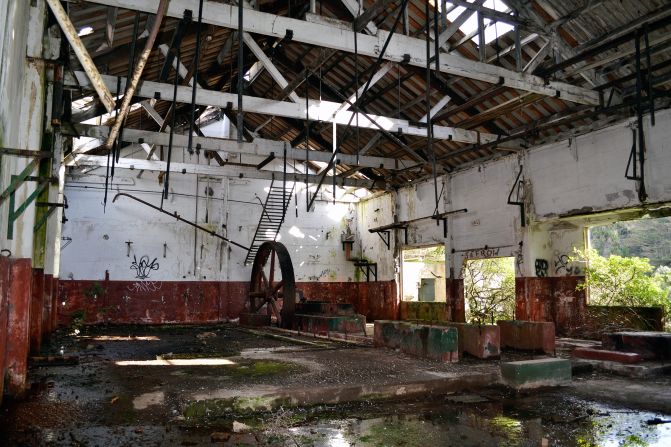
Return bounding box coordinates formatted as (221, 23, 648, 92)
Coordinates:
(249, 241, 296, 328)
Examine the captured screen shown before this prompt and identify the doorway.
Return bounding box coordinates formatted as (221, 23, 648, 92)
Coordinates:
(462, 257, 516, 324)
(401, 245, 446, 302)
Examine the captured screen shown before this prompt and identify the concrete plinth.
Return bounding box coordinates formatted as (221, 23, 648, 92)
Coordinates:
(602, 332, 671, 360)
(373, 320, 404, 349)
(498, 320, 555, 355)
(426, 326, 459, 362)
(296, 301, 356, 316)
(501, 358, 571, 390)
(400, 324, 429, 358)
(294, 313, 365, 335)
(30, 268, 44, 354)
(374, 321, 459, 362)
(239, 313, 271, 327)
(6, 258, 32, 396)
(572, 347, 642, 364)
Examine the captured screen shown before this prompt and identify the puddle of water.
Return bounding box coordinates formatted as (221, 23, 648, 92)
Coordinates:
(251, 395, 671, 447)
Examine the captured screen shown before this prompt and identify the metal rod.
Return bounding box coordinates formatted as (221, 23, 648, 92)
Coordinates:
(163, 48, 181, 204)
(514, 23, 522, 71)
(113, 193, 249, 251)
(118, 12, 141, 163)
(237, 0, 244, 143)
(110, 76, 121, 181)
(104, 0, 170, 151)
(188, 0, 205, 154)
(644, 24, 655, 126)
(635, 32, 647, 202)
(305, 69, 309, 211)
(0, 148, 51, 158)
(369, 208, 468, 232)
(427, 0, 439, 222)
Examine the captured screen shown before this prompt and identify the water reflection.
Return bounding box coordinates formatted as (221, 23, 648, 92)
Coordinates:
(261, 395, 671, 447)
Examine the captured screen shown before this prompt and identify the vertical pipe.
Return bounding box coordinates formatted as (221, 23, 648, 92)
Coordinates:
(644, 24, 655, 126)
(354, 10, 360, 166)
(189, 0, 205, 155)
(310, 0, 316, 14)
(514, 24, 522, 72)
(635, 31, 647, 202)
(237, 1, 244, 143)
(110, 76, 121, 181)
(305, 69, 309, 212)
(477, 12, 486, 62)
(425, 1, 439, 220)
(194, 175, 199, 277)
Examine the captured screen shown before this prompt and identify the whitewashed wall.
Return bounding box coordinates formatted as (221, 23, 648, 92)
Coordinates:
(60, 166, 362, 282)
(361, 108, 671, 280)
(61, 109, 671, 283)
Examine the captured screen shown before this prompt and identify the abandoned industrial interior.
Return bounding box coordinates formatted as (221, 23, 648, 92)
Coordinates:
(2, 0, 671, 445)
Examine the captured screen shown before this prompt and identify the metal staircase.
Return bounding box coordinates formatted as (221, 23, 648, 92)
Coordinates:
(244, 179, 295, 265)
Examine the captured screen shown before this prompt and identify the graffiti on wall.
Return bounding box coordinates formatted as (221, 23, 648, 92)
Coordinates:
(463, 247, 500, 259)
(130, 255, 159, 280)
(535, 259, 549, 277)
(555, 253, 581, 275)
(126, 281, 162, 293)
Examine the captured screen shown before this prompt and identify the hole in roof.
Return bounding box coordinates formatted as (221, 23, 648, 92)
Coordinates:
(443, 0, 514, 45)
(77, 26, 94, 37)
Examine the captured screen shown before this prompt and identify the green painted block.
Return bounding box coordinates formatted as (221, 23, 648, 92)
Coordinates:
(501, 358, 571, 390)
(426, 326, 459, 362)
(400, 324, 429, 357)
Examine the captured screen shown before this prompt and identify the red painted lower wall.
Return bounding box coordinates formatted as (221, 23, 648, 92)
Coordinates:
(58, 279, 399, 325)
(0, 256, 11, 405)
(515, 276, 586, 335)
(0, 259, 62, 402)
(29, 269, 44, 355)
(5, 258, 32, 396)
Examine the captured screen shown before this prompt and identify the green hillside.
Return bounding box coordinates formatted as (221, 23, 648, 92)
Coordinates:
(590, 217, 671, 267)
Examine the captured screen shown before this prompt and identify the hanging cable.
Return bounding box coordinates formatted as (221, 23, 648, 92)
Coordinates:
(188, 0, 205, 156)
(162, 48, 181, 207)
(305, 68, 310, 211)
(426, 0, 440, 222)
(237, 0, 244, 143)
(354, 2, 360, 166)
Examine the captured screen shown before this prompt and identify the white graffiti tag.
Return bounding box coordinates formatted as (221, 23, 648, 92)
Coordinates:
(126, 281, 163, 293)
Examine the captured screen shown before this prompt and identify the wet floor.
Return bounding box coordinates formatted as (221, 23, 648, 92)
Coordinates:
(1, 324, 670, 446)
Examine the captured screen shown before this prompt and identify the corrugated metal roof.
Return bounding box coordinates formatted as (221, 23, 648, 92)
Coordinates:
(65, 0, 671, 186)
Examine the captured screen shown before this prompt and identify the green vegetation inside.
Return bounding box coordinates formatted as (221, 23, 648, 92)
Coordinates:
(463, 257, 516, 325)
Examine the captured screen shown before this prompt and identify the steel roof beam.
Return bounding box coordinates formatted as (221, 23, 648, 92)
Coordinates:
(82, 0, 599, 105)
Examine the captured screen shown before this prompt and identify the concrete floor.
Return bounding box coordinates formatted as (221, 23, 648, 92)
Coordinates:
(1, 324, 670, 446)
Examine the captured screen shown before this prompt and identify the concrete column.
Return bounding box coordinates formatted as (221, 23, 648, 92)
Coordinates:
(5, 258, 32, 396)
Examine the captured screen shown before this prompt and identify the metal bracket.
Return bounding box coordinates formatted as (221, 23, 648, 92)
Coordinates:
(374, 230, 391, 249)
(354, 261, 377, 282)
(33, 197, 69, 233)
(507, 165, 525, 227)
(7, 174, 49, 239)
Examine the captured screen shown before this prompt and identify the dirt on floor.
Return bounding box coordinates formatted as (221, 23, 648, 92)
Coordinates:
(1, 323, 670, 446)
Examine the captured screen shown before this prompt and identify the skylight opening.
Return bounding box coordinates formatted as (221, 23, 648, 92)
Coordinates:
(444, 0, 514, 45)
(78, 26, 94, 37)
